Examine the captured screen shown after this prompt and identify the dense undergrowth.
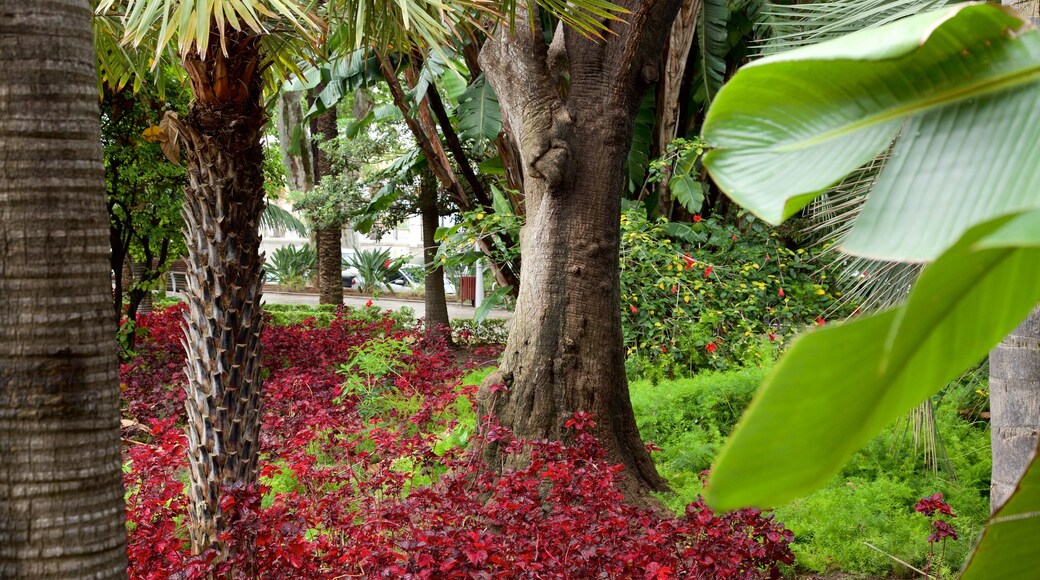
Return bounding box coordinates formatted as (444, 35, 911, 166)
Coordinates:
(121, 304, 794, 578)
(631, 370, 991, 578)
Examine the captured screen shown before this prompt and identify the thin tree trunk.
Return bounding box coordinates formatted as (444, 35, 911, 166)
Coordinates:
(310, 95, 343, 305)
(173, 30, 267, 559)
(655, 0, 701, 218)
(276, 91, 315, 192)
(0, 1, 128, 577)
(478, 0, 680, 501)
(990, 0, 1040, 515)
(419, 169, 452, 340)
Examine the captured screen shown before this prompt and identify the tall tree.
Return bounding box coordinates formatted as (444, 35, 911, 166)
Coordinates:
(418, 168, 453, 337)
(990, 0, 1040, 516)
(477, 0, 682, 497)
(98, 0, 323, 558)
(0, 1, 128, 577)
(309, 91, 344, 304)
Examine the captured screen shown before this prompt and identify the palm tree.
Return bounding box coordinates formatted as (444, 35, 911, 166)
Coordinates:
(0, 1, 127, 577)
(99, 0, 624, 558)
(989, 0, 1040, 516)
(96, 0, 323, 558)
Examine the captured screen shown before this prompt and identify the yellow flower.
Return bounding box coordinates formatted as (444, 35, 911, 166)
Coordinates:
(684, 295, 691, 303)
(476, 212, 485, 220)
(815, 289, 826, 295)
(468, 237, 475, 243)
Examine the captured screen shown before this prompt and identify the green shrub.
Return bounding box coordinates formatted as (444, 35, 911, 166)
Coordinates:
(631, 369, 990, 577)
(620, 206, 851, 377)
(344, 247, 408, 295)
(268, 244, 317, 290)
(263, 303, 416, 329)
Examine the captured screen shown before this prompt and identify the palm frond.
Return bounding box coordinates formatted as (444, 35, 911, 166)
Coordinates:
(698, 0, 728, 103)
(262, 201, 309, 235)
(98, 0, 324, 59)
(755, 0, 956, 55)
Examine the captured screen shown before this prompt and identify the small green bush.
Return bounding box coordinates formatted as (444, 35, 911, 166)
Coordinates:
(631, 369, 990, 578)
(269, 244, 317, 290)
(263, 303, 416, 329)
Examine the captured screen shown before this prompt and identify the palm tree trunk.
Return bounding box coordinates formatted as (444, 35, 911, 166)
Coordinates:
(990, 306, 1040, 512)
(310, 96, 343, 305)
(0, 1, 128, 577)
(174, 30, 267, 559)
(990, 0, 1040, 515)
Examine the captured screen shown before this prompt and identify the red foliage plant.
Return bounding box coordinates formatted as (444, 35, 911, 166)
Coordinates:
(121, 306, 793, 579)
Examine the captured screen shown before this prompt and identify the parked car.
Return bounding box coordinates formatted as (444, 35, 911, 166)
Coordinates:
(342, 267, 456, 294)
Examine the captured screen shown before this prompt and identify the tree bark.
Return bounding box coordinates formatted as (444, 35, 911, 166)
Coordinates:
(0, 1, 128, 577)
(990, 0, 1040, 516)
(477, 0, 680, 500)
(419, 169, 453, 340)
(310, 99, 343, 305)
(990, 306, 1040, 512)
(655, 0, 701, 218)
(305, 88, 343, 307)
(275, 91, 315, 192)
(173, 30, 267, 559)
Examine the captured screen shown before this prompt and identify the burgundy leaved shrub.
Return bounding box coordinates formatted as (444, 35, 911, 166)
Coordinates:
(121, 305, 793, 579)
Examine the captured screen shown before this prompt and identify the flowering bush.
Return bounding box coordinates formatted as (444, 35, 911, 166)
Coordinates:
(915, 493, 958, 577)
(121, 305, 794, 578)
(620, 206, 851, 378)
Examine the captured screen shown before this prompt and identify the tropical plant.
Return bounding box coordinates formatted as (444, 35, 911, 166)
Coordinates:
(697, 4, 1040, 577)
(268, 244, 317, 290)
(1, 1, 127, 576)
(102, 79, 189, 332)
(344, 247, 408, 295)
(618, 205, 846, 378)
(97, 0, 650, 557)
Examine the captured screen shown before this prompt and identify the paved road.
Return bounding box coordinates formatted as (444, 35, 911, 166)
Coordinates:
(261, 290, 513, 321)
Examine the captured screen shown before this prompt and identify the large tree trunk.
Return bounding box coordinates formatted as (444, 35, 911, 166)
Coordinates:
(310, 97, 343, 305)
(172, 30, 267, 559)
(990, 0, 1040, 515)
(990, 306, 1040, 512)
(0, 1, 128, 577)
(477, 0, 680, 500)
(419, 169, 452, 339)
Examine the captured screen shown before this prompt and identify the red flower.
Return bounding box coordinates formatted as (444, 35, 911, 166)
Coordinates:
(703, 266, 713, 278)
(630, 304, 638, 314)
(778, 288, 785, 297)
(816, 317, 826, 326)
(671, 285, 678, 294)
(384, 259, 391, 268)
(683, 254, 695, 268)
(365, 299, 373, 308)
(693, 215, 702, 222)
(731, 234, 738, 241)
(705, 342, 718, 354)
(768, 333, 776, 342)
(660, 346, 667, 353)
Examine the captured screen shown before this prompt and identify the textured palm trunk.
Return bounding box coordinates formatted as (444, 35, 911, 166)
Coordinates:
(989, 306, 1040, 512)
(419, 169, 452, 339)
(311, 101, 343, 305)
(990, 0, 1040, 515)
(0, 1, 128, 577)
(172, 31, 267, 558)
(478, 0, 680, 500)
